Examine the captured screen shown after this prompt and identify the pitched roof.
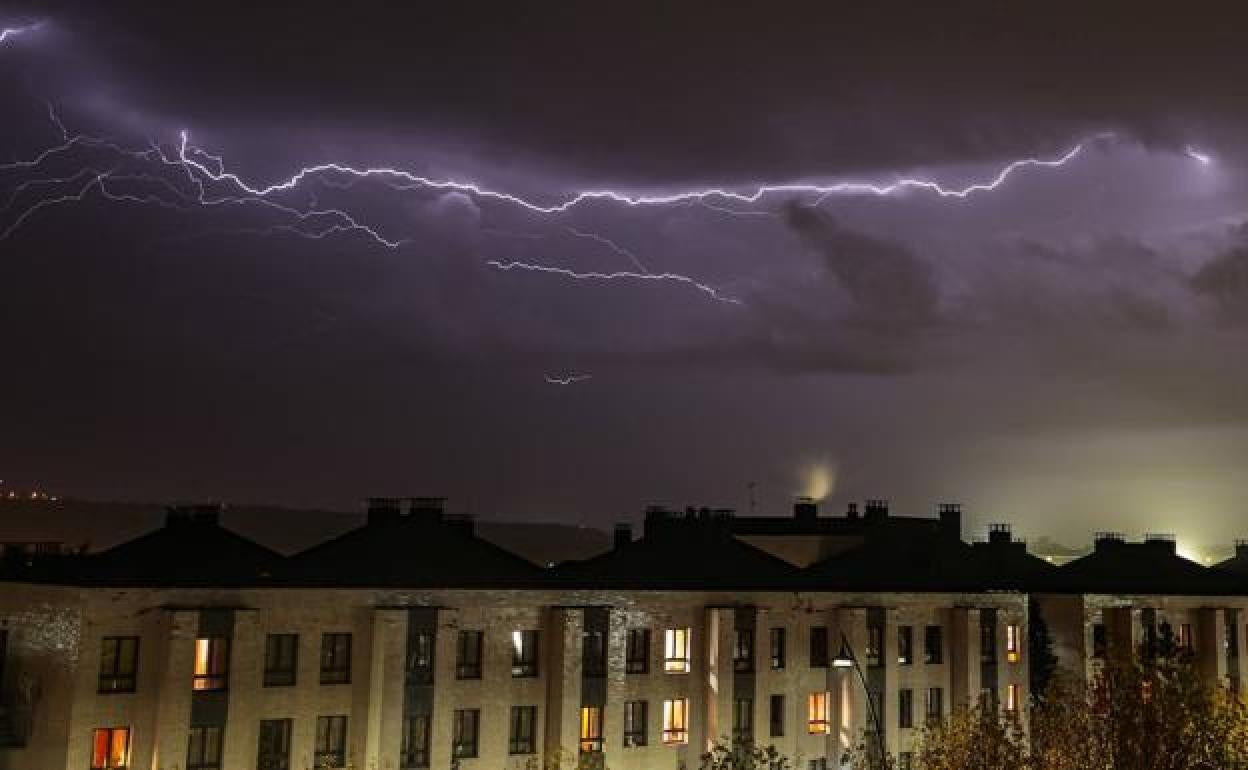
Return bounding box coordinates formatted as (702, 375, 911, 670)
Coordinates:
(282, 502, 548, 588)
(83, 506, 281, 586)
(1043, 536, 1241, 595)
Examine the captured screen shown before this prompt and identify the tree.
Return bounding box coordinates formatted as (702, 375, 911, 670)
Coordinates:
(1028, 597, 1058, 698)
(700, 738, 792, 770)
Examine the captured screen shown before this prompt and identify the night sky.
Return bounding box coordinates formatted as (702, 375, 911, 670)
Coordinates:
(3, 2, 1248, 546)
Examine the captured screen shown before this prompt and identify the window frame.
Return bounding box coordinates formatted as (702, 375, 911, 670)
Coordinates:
(192, 637, 229, 692)
(511, 630, 540, 678)
(925, 687, 943, 726)
(732, 697, 753, 742)
(625, 629, 650, 674)
(898, 688, 913, 729)
(807, 691, 830, 734)
(452, 708, 480, 759)
(509, 706, 537, 756)
(769, 694, 785, 737)
(923, 625, 943, 665)
(319, 633, 352, 685)
(664, 628, 691, 674)
(662, 698, 689, 744)
(733, 629, 754, 673)
(98, 636, 140, 694)
(809, 626, 829, 668)
(769, 627, 786, 670)
(897, 625, 913, 665)
(406, 630, 435, 685)
(90, 726, 131, 770)
(455, 630, 483, 680)
(579, 705, 604, 754)
(402, 713, 431, 768)
(582, 630, 607, 678)
(263, 633, 298, 688)
(1006, 624, 1021, 664)
(186, 725, 224, 770)
(314, 715, 348, 769)
(257, 718, 292, 770)
(624, 700, 648, 747)
(866, 624, 883, 668)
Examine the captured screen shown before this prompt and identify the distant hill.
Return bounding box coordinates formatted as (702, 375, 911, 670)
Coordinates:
(0, 499, 611, 566)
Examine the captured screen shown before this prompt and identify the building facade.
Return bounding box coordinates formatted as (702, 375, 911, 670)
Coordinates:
(0, 498, 1240, 770)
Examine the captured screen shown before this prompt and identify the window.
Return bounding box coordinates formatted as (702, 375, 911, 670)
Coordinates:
(869, 690, 884, 732)
(315, 716, 348, 768)
(981, 617, 997, 664)
(808, 759, 827, 770)
(866, 625, 883, 667)
(662, 698, 689, 743)
(193, 637, 229, 691)
(926, 688, 943, 725)
(899, 688, 913, 729)
(807, 692, 830, 734)
(91, 727, 130, 769)
(579, 706, 603, 753)
(406, 631, 434, 685)
(456, 631, 483, 679)
(258, 719, 292, 770)
(99, 637, 139, 693)
(1006, 683, 1020, 713)
(733, 698, 753, 741)
(924, 626, 943, 664)
(626, 629, 650, 674)
(403, 715, 431, 767)
(1092, 623, 1107, 659)
(264, 634, 298, 687)
(1228, 622, 1240, 660)
(897, 626, 913, 665)
(664, 628, 691, 673)
(769, 694, 785, 737)
(453, 709, 480, 758)
(1006, 624, 1021, 664)
(512, 630, 539, 677)
(320, 633, 352, 685)
(809, 626, 829, 668)
(624, 700, 648, 747)
(770, 628, 786, 670)
(899, 752, 914, 770)
(583, 630, 606, 677)
(734, 629, 754, 672)
(187, 726, 223, 770)
(510, 706, 537, 755)
(1178, 623, 1193, 652)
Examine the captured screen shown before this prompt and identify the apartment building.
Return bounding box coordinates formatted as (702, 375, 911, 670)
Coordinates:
(0, 497, 1237, 770)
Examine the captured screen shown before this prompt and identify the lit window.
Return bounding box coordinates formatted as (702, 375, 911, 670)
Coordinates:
(1006, 624, 1021, 664)
(662, 698, 689, 743)
(579, 706, 603, 753)
(193, 638, 229, 691)
(664, 628, 691, 673)
(98, 637, 139, 693)
(512, 630, 539, 677)
(91, 727, 130, 769)
(186, 726, 223, 770)
(807, 692, 830, 734)
(1006, 684, 1020, 712)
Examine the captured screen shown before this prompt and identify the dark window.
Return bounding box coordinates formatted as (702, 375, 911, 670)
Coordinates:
(512, 630, 539, 677)
(897, 626, 913, 665)
(320, 633, 352, 685)
(769, 694, 785, 737)
(925, 688, 943, 725)
(509, 706, 537, 755)
(456, 631, 483, 680)
(406, 631, 434, 685)
(868, 690, 884, 733)
(924, 626, 943, 665)
(453, 709, 480, 758)
(264, 634, 298, 687)
(770, 628, 786, 670)
(579, 706, 603, 754)
(1228, 622, 1240, 660)
(1092, 623, 1107, 659)
(733, 698, 753, 741)
(186, 726, 223, 770)
(981, 616, 997, 664)
(626, 629, 649, 674)
(624, 701, 648, 747)
(808, 759, 827, 770)
(314, 716, 347, 768)
(257, 719, 292, 770)
(402, 715, 430, 768)
(99, 637, 139, 693)
(193, 637, 229, 691)
(899, 689, 913, 729)
(809, 627, 829, 668)
(733, 629, 754, 672)
(866, 625, 883, 667)
(91, 727, 131, 769)
(582, 630, 606, 677)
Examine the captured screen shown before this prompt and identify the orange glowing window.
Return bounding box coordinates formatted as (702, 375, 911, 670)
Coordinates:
(1006, 624, 1021, 664)
(662, 698, 689, 744)
(807, 692, 830, 734)
(91, 727, 130, 769)
(193, 637, 229, 691)
(1006, 684, 1020, 712)
(664, 628, 691, 673)
(579, 706, 604, 753)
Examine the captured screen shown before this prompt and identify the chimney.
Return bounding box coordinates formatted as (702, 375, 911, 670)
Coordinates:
(1237, 539, 1248, 561)
(988, 522, 1011, 545)
(367, 496, 446, 526)
(165, 503, 222, 527)
(1094, 532, 1125, 552)
(938, 503, 962, 540)
(1144, 533, 1177, 556)
(613, 522, 632, 549)
(793, 497, 818, 521)
(864, 498, 888, 522)
(846, 502, 860, 520)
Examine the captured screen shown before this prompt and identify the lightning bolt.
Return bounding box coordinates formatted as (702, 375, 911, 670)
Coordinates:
(1184, 146, 1212, 166)
(565, 227, 650, 273)
(544, 373, 592, 386)
(486, 260, 743, 305)
(0, 22, 41, 44)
